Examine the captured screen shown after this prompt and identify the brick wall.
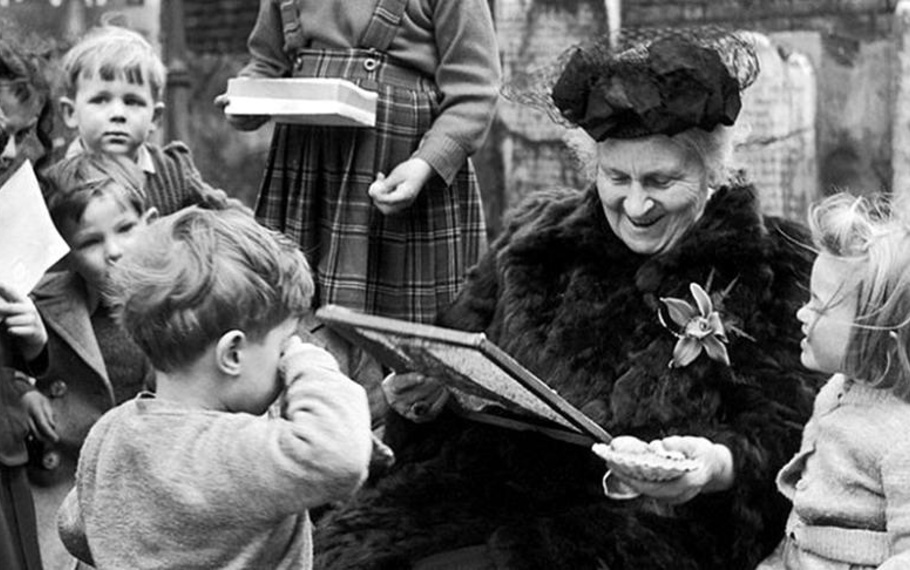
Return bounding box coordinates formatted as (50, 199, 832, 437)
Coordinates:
(184, 0, 257, 55)
(623, 0, 894, 32)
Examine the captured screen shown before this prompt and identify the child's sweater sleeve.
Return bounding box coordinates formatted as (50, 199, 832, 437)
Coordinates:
(194, 339, 372, 522)
(161, 142, 244, 211)
(57, 487, 94, 566)
(415, 0, 501, 185)
(880, 435, 910, 569)
(240, 0, 292, 79)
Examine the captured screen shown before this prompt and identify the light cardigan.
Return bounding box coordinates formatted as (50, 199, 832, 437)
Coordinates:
(240, 0, 501, 184)
(775, 374, 910, 568)
(57, 341, 372, 570)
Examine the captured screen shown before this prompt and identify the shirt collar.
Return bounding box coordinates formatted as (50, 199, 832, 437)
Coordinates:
(64, 138, 156, 174)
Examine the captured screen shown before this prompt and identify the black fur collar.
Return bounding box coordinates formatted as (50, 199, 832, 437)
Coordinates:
(503, 183, 770, 296)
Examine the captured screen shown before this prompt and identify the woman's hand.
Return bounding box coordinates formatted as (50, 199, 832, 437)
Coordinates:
(600, 435, 734, 504)
(381, 372, 449, 423)
(368, 158, 434, 215)
(21, 390, 58, 443)
(0, 282, 47, 362)
(214, 93, 270, 131)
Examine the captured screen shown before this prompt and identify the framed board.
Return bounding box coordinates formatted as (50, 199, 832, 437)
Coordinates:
(315, 305, 612, 446)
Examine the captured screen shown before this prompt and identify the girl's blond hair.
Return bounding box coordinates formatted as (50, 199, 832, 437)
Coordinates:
(809, 192, 910, 399)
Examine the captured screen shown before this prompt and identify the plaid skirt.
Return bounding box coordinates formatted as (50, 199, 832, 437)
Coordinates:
(256, 49, 487, 324)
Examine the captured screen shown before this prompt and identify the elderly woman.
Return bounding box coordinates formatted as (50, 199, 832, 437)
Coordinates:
(314, 27, 822, 569)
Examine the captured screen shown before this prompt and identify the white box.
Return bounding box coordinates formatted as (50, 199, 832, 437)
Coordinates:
(225, 78, 378, 128)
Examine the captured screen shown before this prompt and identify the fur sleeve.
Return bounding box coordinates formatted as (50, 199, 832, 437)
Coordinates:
(436, 187, 583, 332)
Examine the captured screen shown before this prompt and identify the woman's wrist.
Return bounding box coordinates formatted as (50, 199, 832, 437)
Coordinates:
(702, 443, 735, 493)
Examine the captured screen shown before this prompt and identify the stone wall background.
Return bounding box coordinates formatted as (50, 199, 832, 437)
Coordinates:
(487, 0, 898, 231)
(0, 0, 902, 231)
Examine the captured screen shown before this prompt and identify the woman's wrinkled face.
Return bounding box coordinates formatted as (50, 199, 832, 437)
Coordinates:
(595, 135, 709, 255)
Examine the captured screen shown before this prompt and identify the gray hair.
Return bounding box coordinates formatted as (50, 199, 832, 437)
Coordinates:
(564, 125, 738, 188)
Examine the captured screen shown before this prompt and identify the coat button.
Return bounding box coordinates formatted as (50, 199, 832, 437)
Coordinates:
(363, 58, 379, 71)
(41, 450, 61, 471)
(49, 379, 67, 398)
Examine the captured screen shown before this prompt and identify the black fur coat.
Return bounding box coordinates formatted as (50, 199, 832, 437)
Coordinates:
(314, 183, 822, 570)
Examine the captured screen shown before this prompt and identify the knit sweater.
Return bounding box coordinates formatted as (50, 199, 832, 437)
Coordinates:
(775, 374, 910, 568)
(57, 341, 373, 570)
(240, 0, 501, 184)
(65, 139, 234, 215)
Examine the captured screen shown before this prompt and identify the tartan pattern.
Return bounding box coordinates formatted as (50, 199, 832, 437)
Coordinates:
(256, 49, 487, 323)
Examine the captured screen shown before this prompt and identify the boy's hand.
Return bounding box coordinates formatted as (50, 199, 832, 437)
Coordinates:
(21, 390, 58, 443)
(0, 282, 47, 362)
(279, 335, 344, 387)
(368, 158, 434, 215)
(214, 93, 270, 131)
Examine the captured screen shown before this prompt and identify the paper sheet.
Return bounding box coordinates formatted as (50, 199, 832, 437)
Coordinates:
(0, 160, 69, 295)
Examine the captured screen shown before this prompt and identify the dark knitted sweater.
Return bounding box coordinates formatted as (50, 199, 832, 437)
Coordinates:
(143, 142, 233, 215)
(314, 183, 823, 570)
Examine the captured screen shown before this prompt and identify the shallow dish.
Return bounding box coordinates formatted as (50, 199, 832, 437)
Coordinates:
(592, 442, 701, 482)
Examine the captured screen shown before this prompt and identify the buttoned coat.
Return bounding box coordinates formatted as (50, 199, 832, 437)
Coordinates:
(27, 270, 152, 570)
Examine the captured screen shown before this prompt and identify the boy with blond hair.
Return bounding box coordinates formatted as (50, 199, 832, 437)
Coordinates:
(56, 206, 373, 570)
(59, 24, 233, 214)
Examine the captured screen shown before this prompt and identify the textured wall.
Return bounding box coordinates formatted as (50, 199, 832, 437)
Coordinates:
(175, 0, 900, 225)
(486, 0, 898, 226)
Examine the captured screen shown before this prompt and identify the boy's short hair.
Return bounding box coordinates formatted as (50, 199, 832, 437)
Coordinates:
(809, 192, 910, 399)
(42, 152, 147, 237)
(110, 207, 315, 372)
(61, 25, 166, 101)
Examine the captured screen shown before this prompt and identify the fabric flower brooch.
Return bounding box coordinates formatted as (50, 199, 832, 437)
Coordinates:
(659, 282, 730, 368)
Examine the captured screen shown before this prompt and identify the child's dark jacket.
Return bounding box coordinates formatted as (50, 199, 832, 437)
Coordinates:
(315, 183, 823, 570)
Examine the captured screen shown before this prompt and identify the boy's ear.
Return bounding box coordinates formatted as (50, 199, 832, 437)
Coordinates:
(141, 207, 159, 224)
(59, 97, 78, 129)
(151, 101, 165, 128)
(215, 330, 245, 376)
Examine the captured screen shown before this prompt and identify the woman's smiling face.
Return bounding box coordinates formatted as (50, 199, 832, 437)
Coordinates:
(595, 135, 709, 255)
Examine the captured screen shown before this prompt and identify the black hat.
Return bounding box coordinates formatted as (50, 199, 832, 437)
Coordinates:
(504, 26, 760, 140)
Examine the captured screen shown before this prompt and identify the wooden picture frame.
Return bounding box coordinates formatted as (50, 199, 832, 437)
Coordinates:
(315, 305, 612, 446)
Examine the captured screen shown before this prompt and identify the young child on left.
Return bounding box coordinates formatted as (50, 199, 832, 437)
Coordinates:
(758, 192, 910, 569)
(0, 31, 55, 570)
(20, 152, 157, 570)
(58, 24, 235, 214)
(57, 205, 372, 570)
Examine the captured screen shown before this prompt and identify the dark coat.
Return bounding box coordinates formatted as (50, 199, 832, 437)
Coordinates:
(315, 183, 823, 570)
(26, 270, 153, 570)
